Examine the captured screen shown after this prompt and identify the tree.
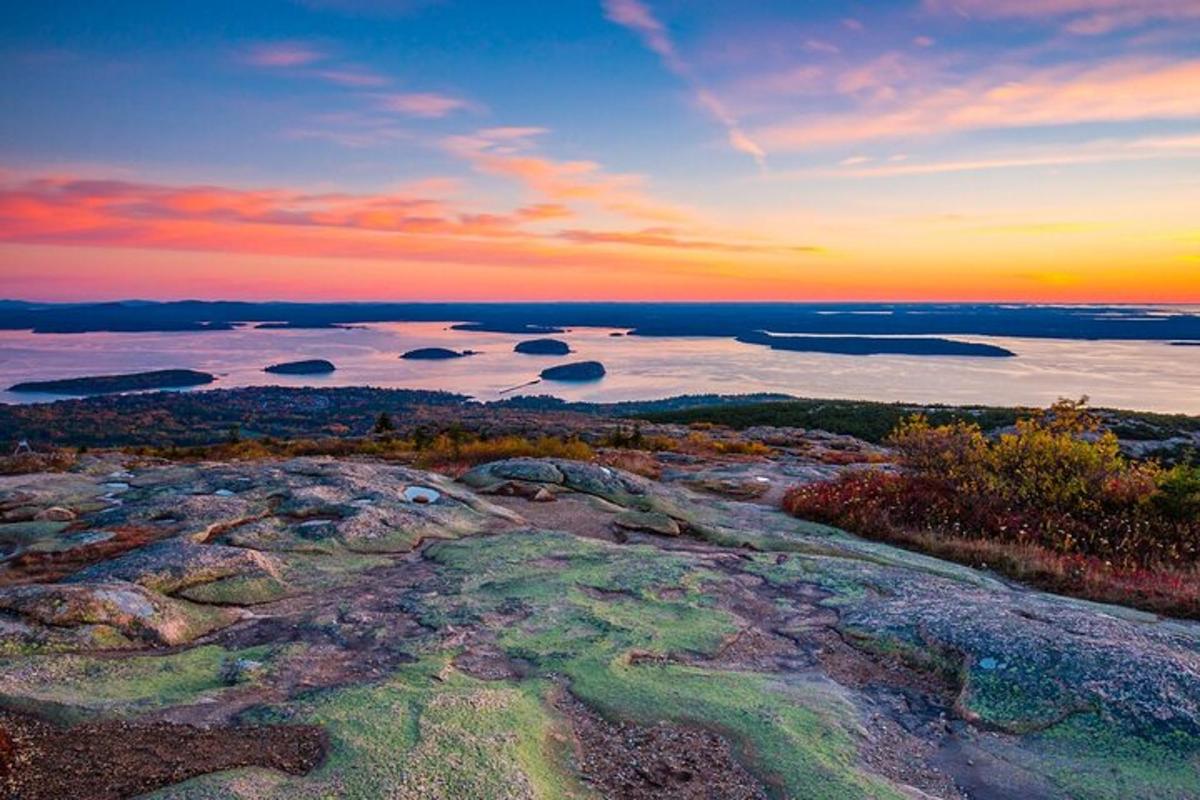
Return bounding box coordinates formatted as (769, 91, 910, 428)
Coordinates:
(373, 412, 395, 437)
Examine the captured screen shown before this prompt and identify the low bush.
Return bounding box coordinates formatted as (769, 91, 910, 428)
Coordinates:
(0, 448, 79, 475)
(783, 399, 1200, 617)
(414, 434, 592, 470)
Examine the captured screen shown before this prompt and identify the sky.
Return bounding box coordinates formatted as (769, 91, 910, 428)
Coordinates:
(1, 0, 1198, 303)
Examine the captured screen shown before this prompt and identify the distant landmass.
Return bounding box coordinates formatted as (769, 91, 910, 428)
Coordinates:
(540, 361, 606, 381)
(3, 301, 1199, 343)
(9, 369, 216, 395)
(514, 338, 572, 355)
(736, 332, 1016, 357)
(401, 347, 477, 360)
(453, 321, 565, 334)
(263, 359, 336, 375)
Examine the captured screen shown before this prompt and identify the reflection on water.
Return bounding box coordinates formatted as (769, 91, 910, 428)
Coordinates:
(0, 322, 1198, 413)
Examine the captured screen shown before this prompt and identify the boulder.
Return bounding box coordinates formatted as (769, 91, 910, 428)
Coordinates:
(67, 539, 287, 603)
(33, 506, 76, 522)
(0, 582, 238, 648)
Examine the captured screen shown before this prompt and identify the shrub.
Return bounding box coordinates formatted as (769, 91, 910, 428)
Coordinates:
(783, 398, 1200, 617)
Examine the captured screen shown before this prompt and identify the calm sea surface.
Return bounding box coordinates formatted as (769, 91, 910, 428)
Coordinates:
(1, 322, 1198, 413)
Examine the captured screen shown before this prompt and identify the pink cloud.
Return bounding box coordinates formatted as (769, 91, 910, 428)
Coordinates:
(0, 172, 815, 291)
(757, 58, 1200, 149)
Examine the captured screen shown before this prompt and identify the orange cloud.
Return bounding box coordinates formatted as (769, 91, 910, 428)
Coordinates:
(443, 128, 689, 223)
(0, 174, 811, 279)
(558, 227, 821, 254)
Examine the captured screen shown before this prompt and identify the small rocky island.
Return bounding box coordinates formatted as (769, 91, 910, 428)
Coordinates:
(400, 348, 477, 360)
(514, 338, 571, 355)
(540, 361, 606, 381)
(8, 369, 216, 395)
(263, 359, 337, 375)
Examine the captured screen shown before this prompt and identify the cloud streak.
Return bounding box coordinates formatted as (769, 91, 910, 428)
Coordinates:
(924, 0, 1200, 34)
(376, 92, 473, 117)
(603, 0, 766, 168)
(756, 58, 1200, 149)
(242, 42, 327, 68)
(0, 173, 812, 271)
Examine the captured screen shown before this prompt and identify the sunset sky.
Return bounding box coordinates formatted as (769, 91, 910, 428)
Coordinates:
(2, 0, 1198, 302)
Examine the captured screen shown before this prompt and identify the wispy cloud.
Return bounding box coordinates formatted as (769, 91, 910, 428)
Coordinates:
(310, 67, 390, 87)
(924, 0, 1200, 34)
(756, 58, 1200, 150)
(242, 41, 326, 68)
(775, 133, 1200, 178)
(602, 0, 766, 169)
(443, 127, 689, 222)
(376, 92, 473, 118)
(558, 226, 822, 254)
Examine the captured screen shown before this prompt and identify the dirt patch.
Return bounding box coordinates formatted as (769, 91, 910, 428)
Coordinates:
(0, 710, 324, 800)
(557, 691, 768, 800)
(489, 494, 623, 542)
(453, 641, 526, 681)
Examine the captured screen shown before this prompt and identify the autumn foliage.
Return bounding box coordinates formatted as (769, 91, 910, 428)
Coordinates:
(784, 399, 1200, 616)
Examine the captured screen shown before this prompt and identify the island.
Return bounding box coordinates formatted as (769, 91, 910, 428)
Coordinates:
(401, 348, 477, 360)
(735, 331, 1016, 357)
(8, 369, 216, 395)
(540, 361, 606, 381)
(263, 359, 336, 375)
(255, 322, 359, 330)
(514, 338, 571, 355)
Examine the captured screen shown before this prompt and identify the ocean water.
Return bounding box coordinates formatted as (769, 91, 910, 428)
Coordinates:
(0, 322, 1198, 413)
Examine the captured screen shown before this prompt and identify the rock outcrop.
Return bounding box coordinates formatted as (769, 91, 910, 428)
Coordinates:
(0, 453, 1197, 799)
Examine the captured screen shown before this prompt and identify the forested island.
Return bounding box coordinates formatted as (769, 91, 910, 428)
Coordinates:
(8, 369, 216, 395)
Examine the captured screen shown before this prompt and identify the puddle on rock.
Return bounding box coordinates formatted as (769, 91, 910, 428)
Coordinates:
(402, 486, 440, 504)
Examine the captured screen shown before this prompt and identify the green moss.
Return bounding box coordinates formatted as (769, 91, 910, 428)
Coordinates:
(0, 644, 272, 723)
(178, 574, 290, 605)
(419, 532, 908, 799)
(1024, 713, 1200, 799)
(573, 661, 904, 800)
(148, 656, 594, 800)
(959, 663, 1088, 734)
